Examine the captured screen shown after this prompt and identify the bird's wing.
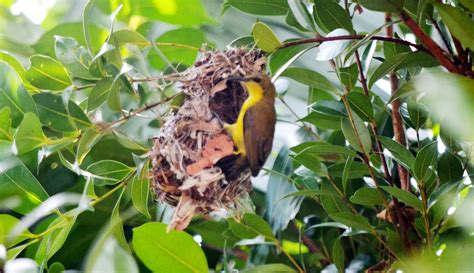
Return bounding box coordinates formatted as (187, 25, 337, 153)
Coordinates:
(243, 104, 276, 176)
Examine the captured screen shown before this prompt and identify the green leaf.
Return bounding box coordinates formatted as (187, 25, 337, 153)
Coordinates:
(242, 264, 297, 273)
(292, 152, 328, 176)
(338, 63, 359, 90)
(0, 107, 12, 141)
(0, 142, 49, 214)
(380, 186, 423, 211)
(329, 212, 372, 230)
(33, 93, 91, 132)
(112, 29, 149, 48)
(87, 78, 113, 111)
(132, 0, 215, 26)
(48, 262, 65, 273)
(252, 22, 282, 52)
(313, 0, 353, 33)
(347, 92, 374, 121)
(25, 55, 72, 91)
(223, 0, 289, 16)
(0, 66, 37, 127)
(54, 36, 96, 80)
(413, 142, 438, 182)
(300, 111, 342, 130)
(369, 52, 438, 88)
(291, 141, 357, 159)
(131, 164, 151, 218)
(434, 3, 474, 50)
(0, 214, 35, 247)
(407, 98, 429, 129)
(342, 155, 354, 193)
(332, 237, 345, 273)
(133, 222, 208, 273)
(359, 0, 405, 12)
(86, 160, 133, 186)
(341, 113, 372, 153)
(228, 213, 275, 240)
(76, 128, 103, 164)
(288, 0, 315, 31)
(85, 237, 139, 273)
(437, 152, 464, 183)
(460, 0, 474, 12)
(0, 51, 35, 90)
(378, 136, 415, 170)
(269, 44, 312, 75)
(14, 112, 47, 154)
(35, 215, 75, 264)
(149, 28, 205, 69)
(282, 67, 340, 93)
(350, 187, 384, 206)
(328, 161, 370, 178)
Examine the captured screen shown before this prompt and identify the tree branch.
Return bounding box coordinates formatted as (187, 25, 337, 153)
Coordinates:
(280, 34, 428, 53)
(398, 11, 462, 74)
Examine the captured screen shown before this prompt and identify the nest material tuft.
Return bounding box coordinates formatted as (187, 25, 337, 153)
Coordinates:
(150, 48, 265, 230)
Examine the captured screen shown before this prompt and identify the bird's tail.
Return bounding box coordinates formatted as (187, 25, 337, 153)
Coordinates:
(216, 154, 248, 180)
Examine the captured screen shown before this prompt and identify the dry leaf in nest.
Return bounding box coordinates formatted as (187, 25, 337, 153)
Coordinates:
(150, 48, 266, 230)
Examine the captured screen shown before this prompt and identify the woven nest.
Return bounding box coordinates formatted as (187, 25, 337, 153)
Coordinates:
(150, 48, 266, 230)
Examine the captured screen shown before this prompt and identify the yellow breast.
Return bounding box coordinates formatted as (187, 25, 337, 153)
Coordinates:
(225, 81, 264, 155)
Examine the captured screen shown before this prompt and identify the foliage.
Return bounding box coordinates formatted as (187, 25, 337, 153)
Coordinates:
(0, 0, 473, 272)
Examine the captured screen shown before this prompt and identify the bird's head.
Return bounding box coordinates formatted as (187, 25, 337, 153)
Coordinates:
(226, 73, 275, 98)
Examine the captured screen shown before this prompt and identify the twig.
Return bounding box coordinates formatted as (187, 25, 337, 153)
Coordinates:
(280, 34, 428, 53)
(398, 11, 462, 74)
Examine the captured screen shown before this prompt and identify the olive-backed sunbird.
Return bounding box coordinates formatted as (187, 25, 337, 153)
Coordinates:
(217, 74, 276, 180)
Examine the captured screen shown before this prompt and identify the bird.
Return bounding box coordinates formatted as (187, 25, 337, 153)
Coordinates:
(217, 73, 276, 180)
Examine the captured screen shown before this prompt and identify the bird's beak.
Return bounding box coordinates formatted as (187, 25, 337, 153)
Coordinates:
(225, 76, 245, 83)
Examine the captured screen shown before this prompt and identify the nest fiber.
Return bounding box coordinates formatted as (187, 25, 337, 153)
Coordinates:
(150, 48, 265, 230)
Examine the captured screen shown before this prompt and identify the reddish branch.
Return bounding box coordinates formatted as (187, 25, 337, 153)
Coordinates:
(398, 11, 462, 74)
(281, 35, 427, 52)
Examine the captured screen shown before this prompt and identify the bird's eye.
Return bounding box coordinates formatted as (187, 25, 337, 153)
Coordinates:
(253, 77, 262, 83)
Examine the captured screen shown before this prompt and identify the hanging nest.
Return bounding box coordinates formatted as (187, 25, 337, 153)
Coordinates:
(149, 48, 266, 230)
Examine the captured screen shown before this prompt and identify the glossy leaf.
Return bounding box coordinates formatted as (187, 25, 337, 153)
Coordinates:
(87, 78, 113, 111)
(85, 237, 139, 273)
(86, 160, 133, 186)
(288, 0, 315, 31)
(437, 152, 464, 183)
(313, 0, 353, 33)
(329, 212, 372, 230)
(25, 55, 72, 91)
(35, 215, 75, 264)
(380, 186, 423, 211)
(252, 22, 282, 52)
(282, 67, 340, 93)
(350, 187, 384, 206)
(112, 29, 149, 48)
(33, 93, 91, 132)
(223, 0, 289, 15)
(133, 222, 208, 273)
(347, 92, 374, 121)
(0, 51, 35, 90)
(378, 136, 415, 170)
(0, 66, 37, 127)
(131, 164, 151, 218)
(338, 63, 358, 90)
(0, 142, 49, 214)
(243, 264, 297, 273)
(14, 113, 47, 154)
(0, 214, 35, 247)
(149, 28, 205, 69)
(359, 0, 405, 12)
(332, 237, 345, 273)
(229, 213, 275, 240)
(0, 107, 11, 141)
(413, 142, 438, 182)
(54, 36, 96, 80)
(407, 98, 429, 129)
(435, 3, 474, 50)
(341, 113, 372, 153)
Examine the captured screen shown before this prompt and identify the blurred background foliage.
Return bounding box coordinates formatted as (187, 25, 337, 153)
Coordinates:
(0, 0, 473, 272)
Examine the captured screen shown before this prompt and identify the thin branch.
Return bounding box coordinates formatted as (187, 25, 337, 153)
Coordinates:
(398, 11, 462, 74)
(280, 34, 428, 53)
